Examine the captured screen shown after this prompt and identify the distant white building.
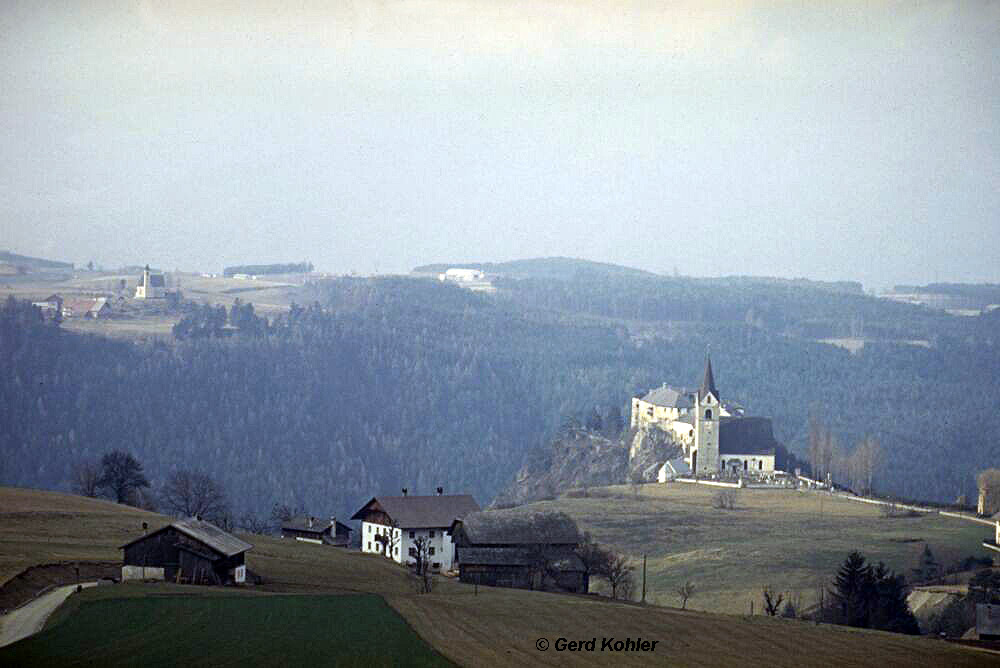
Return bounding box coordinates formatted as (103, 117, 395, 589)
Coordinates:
(351, 492, 480, 572)
(437, 268, 496, 293)
(438, 268, 485, 282)
(134, 266, 166, 299)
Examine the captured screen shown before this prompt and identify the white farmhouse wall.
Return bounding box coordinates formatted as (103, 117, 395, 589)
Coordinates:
(361, 521, 457, 571)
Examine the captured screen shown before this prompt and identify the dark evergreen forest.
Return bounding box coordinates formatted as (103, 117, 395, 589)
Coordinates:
(2, 263, 998, 519)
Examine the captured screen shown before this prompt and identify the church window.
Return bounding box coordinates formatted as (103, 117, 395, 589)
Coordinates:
(429, 530, 435, 538)
(758, 461, 763, 471)
(705, 409, 713, 419)
(743, 460, 748, 471)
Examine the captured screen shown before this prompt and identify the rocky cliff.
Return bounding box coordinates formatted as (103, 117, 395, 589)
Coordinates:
(491, 426, 682, 508)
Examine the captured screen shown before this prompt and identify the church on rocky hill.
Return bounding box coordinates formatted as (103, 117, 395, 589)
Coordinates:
(631, 358, 786, 476)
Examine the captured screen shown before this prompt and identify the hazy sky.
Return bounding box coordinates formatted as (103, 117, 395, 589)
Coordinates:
(2, 1, 998, 290)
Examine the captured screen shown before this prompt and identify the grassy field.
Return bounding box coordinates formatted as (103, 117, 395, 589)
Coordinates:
(0, 487, 428, 598)
(3, 591, 453, 667)
(528, 483, 990, 614)
(1, 486, 995, 667)
(0, 488, 167, 588)
(389, 586, 993, 668)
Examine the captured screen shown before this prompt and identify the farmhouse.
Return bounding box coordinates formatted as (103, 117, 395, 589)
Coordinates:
(281, 516, 352, 547)
(134, 265, 166, 299)
(449, 510, 588, 593)
(60, 297, 110, 319)
(120, 518, 252, 585)
(632, 358, 787, 476)
(351, 491, 480, 572)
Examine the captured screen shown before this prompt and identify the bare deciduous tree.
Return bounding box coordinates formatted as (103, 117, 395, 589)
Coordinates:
(849, 436, 883, 496)
(238, 513, 272, 534)
(763, 585, 785, 616)
(96, 451, 150, 504)
(604, 553, 635, 600)
(374, 520, 400, 560)
(71, 460, 100, 497)
(412, 536, 434, 593)
(676, 581, 696, 609)
(160, 470, 229, 523)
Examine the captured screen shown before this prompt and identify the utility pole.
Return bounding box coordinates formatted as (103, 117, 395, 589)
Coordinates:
(641, 554, 647, 604)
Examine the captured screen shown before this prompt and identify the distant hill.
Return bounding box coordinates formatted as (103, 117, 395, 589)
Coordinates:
(412, 257, 659, 281)
(0, 250, 73, 271)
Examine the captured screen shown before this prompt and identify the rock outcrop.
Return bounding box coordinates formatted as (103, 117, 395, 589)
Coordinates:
(491, 426, 682, 507)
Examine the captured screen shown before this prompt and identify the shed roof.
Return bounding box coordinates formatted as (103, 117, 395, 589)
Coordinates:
(351, 495, 480, 529)
(281, 516, 351, 534)
(121, 518, 253, 557)
(453, 510, 582, 546)
(639, 385, 692, 409)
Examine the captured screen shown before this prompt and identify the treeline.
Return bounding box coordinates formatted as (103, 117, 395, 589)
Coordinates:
(223, 262, 313, 277)
(2, 269, 999, 519)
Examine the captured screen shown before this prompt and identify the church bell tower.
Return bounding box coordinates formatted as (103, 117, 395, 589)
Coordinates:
(693, 357, 720, 475)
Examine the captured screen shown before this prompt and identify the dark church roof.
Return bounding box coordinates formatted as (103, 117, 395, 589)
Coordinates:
(719, 417, 780, 456)
(453, 510, 582, 546)
(148, 274, 165, 287)
(700, 357, 719, 399)
(351, 494, 480, 529)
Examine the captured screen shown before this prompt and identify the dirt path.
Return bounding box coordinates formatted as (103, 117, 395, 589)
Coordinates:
(0, 582, 97, 648)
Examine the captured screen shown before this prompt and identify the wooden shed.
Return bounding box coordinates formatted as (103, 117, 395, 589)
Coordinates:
(450, 510, 588, 593)
(120, 518, 252, 585)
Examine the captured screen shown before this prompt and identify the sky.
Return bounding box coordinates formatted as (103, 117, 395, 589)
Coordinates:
(1, 1, 998, 291)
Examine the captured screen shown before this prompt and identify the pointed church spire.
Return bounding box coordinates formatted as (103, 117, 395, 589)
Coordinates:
(701, 356, 718, 399)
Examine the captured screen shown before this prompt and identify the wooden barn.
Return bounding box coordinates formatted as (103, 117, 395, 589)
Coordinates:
(120, 518, 252, 585)
(281, 516, 352, 546)
(450, 510, 588, 593)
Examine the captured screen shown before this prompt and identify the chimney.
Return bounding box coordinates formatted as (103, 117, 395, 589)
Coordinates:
(330, 516, 336, 529)
(402, 488, 408, 496)
(436, 487, 443, 496)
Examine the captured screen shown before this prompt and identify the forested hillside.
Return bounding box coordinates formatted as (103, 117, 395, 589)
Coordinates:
(2, 263, 998, 519)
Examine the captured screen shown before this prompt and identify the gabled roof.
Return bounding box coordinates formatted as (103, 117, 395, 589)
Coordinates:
(452, 510, 582, 546)
(639, 385, 692, 409)
(351, 495, 480, 529)
(281, 516, 351, 534)
(700, 357, 719, 400)
(121, 518, 253, 557)
(719, 417, 779, 456)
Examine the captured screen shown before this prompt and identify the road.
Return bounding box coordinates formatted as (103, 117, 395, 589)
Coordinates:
(0, 582, 97, 648)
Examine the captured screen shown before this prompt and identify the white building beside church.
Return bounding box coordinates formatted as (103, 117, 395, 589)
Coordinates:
(351, 492, 480, 572)
(632, 358, 785, 476)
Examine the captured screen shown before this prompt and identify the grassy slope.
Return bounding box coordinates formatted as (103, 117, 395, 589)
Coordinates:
(4, 592, 452, 668)
(1, 487, 993, 667)
(521, 483, 989, 613)
(0, 488, 167, 587)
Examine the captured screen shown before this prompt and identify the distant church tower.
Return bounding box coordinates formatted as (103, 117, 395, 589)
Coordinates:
(692, 357, 721, 475)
